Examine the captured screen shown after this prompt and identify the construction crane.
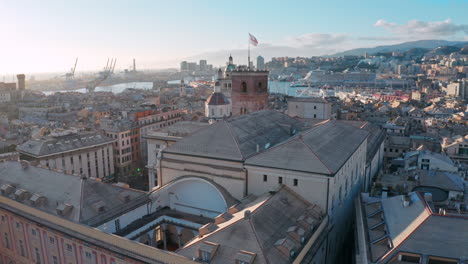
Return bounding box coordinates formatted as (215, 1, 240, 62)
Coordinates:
(64, 58, 78, 80)
(86, 58, 116, 93)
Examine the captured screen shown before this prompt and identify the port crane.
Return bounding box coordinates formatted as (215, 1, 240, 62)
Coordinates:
(63, 58, 78, 80)
(86, 58, 117, 93)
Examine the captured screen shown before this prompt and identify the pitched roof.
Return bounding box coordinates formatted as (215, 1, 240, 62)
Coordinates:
(17, 131, 114, 157)
(361, 192, 468, 263)
(246, 120, 369, 175)
(164, 110, 303, 161)
(0, 161, 147, 225)
(177, 186, 324, 264)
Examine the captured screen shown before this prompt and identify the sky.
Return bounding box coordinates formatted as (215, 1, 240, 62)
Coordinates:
(1, 0, 468, 75)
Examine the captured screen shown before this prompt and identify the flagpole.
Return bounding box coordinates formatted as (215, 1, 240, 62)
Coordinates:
(248, 34, 250, 70)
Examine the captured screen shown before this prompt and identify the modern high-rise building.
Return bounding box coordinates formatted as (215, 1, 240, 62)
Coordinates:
(256, 55, 265, 70)
(199, 59, 207, 71)
(187, 62, 197, 72)
(180, 61, 188, 71)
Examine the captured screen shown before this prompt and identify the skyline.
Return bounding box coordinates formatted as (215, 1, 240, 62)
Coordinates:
(1, 0, 468, 75)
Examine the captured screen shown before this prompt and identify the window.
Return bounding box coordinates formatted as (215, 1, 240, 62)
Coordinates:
(35, 248, 41, 264)
(31, 229, 37, 236)
(278, 177, 283, 184)
(200, 250, 210, 262)
(52, 256, 58, 264)
(66, 243, 72, 252)
(314, 105, 317, 109)
(85, 252, 92, 259)
(294, 179, 298, 186)
(257, 82, 264, 92)
(263, 175, 267, 182)
(4, 233, 10, 249)
(241, 82, 248, 93)
(49, 237, 55, 244)
(314, 114, 317, 118)
(19, 240, 25, 256)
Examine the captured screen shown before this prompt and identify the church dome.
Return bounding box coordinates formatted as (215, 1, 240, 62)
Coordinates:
(206, 92, 230, 106)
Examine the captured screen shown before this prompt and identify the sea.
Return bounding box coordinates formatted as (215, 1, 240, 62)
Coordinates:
(42, 81, 297, 96)
(42, 82, 154, 96)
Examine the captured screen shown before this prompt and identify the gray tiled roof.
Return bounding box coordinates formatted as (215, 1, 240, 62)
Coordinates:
(0, 161, 147, 225)
(164, 110, 304, 161)
(361, 192, 468, 262)
(17, 132, 114, 157)
(246, 120, 369, 175)
(177, 186, 323, 264)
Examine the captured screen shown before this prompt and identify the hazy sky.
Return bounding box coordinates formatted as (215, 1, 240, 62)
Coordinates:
(1, 0, 467, 75)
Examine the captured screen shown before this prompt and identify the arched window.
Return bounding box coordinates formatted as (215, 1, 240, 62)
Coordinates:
(241, 82, 247, 93)
(257, 82, 264, 92)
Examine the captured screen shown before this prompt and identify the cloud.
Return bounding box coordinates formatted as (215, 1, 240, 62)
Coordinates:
(285, 33, 348, 47)
(375, 19, 468, 37)
(357, 36, 401, 41)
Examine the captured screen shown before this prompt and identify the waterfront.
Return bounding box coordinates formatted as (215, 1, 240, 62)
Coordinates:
(42, 82, 154, 95)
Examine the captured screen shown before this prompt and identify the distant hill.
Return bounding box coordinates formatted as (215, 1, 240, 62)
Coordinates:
(331, 40, 468, 57)
(459, 46, 468, 55)
(427, 45, 462, 56)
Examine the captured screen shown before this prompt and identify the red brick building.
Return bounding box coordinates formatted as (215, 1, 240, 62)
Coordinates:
(230, 70, 269, 116)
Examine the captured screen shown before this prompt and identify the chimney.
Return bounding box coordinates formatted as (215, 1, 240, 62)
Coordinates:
(382, 191, 388, 199)
(56, 203, 73, 216)
(16, 74, 25, 90)
(20, 160, 29, 169)
(402, 195, 411, 207)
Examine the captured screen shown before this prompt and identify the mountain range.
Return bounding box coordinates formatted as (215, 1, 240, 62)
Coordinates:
(331, 40, 468, 57)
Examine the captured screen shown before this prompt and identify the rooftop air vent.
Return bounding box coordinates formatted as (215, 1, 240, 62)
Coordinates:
(30, 194, 47, 207)
(0, 184, 15, 195)
(56, 203, 73, 216)
(235, 250, 257, 264)
(91, 200, 106, 213)
(118, 192, 131, 203)
(14, 189, 31, 201)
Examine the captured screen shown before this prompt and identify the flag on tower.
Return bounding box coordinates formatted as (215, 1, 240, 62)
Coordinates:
(249, 33, 258, 46)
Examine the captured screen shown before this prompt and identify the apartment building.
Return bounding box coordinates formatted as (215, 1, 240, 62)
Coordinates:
(18, 131, 115, 178)
(101, 119, 140, 178)
(287, 97, 332, 119)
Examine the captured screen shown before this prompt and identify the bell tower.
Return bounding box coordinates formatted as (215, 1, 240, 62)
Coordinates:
(231, 69, 269, 116)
